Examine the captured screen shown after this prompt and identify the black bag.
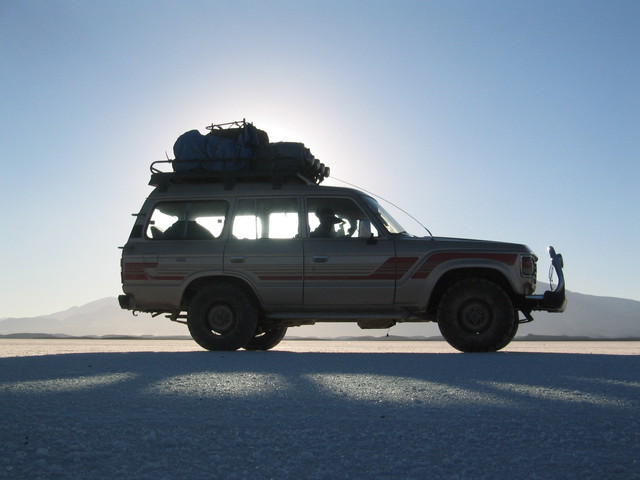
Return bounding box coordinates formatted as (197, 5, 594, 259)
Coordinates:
(254, 142, 328, 182)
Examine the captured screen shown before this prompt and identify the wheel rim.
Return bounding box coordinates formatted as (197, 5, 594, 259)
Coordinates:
(457, 300, 492, 334)
(205, 304, 235, 334)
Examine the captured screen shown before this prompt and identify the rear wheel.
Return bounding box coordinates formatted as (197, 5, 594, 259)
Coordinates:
(437, 278, 517, 352)
(244, 326, 288, 351)
(188, 284, 257, 351)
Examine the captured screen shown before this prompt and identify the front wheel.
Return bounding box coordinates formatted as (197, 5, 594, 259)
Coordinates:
(437, 278, 517, 353)
(188, 284, 258, 351)
(244, 326, 288, 351)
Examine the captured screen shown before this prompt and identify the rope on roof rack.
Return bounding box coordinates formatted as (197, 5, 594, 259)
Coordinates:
(205, 119, 247, 131)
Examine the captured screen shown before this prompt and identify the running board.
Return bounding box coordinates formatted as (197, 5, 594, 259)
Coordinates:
(264, 312, 421, 328)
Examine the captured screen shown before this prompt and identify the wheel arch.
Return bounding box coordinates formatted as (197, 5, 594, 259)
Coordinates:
(426, 267, 515, 318)
(181, 275, 262, 312)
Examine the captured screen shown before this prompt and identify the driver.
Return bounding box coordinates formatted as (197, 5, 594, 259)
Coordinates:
(310, 207, 343, 238)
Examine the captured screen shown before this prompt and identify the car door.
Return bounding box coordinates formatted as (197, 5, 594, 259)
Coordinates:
(224, 196, 303, 308)
(303, 196, 397, 307)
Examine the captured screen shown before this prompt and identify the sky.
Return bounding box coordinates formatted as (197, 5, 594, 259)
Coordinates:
(1, 0, 638, 318)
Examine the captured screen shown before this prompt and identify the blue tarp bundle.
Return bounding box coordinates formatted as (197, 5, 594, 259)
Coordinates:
(168, 121, 329, 184)
(172, 123, 263, 172)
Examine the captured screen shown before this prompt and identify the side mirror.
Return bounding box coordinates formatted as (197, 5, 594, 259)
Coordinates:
(366, 233, 377, 245)
(358, 220, 371, 238)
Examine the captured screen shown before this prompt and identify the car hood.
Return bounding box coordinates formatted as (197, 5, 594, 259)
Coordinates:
(405, 234, 532, 253)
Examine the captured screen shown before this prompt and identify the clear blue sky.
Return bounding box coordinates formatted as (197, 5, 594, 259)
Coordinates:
(1, 0, 638, 318)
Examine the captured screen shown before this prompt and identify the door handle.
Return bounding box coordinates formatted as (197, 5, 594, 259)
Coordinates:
(312, 255, 328, 263)
(229, 256, 246, 263)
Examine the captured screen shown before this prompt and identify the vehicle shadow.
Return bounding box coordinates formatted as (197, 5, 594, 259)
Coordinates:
(1, 349, 638, 479)
(1, 349, 638, 411)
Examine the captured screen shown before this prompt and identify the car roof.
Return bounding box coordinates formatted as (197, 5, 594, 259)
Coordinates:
(148, 182, 368, 200)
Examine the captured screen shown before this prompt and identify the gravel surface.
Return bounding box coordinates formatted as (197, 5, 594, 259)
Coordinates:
(1, 340, 638, 479)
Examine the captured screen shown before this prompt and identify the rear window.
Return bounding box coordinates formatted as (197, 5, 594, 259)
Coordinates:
(146, 201, 228, 240)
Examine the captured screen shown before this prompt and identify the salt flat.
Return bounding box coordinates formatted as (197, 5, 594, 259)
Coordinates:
(1, 339, 639, 357)
(0, 340, 638, 479)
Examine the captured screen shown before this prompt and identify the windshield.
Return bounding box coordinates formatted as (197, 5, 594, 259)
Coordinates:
(362, 196, 406, 235)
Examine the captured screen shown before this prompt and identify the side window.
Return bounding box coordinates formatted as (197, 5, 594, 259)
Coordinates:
(232, 198, 300, 240)
(307, 198, 379, 239)
(146, 201, 228, 240)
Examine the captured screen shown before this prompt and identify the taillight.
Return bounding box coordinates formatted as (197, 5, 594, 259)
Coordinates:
(521, 255, 536, 277)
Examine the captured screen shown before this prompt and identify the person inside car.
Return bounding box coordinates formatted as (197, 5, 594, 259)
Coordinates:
(310, 207, 343, 238)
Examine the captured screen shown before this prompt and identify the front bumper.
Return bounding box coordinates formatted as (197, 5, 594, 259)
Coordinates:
(521, 246, 567, 313)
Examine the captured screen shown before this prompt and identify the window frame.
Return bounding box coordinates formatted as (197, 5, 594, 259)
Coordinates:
(230, 196, 303, 241)
(304, 195, 383, 240)
(144, 200, 229, 241)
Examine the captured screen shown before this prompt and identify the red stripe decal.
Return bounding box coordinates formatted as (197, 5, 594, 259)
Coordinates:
(411, 252, 517, 279)
(261, 257, 418, 281)
(123, 262, 184, 282)
(254, 276, 304, 281)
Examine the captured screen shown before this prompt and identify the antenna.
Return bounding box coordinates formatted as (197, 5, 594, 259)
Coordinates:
(331, 176, 434, 239)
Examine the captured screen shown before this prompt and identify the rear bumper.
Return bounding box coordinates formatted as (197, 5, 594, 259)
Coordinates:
(118, 294, 133, 310)
(521, 246, 567, 313)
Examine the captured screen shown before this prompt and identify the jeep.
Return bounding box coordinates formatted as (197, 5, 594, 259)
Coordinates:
(118, 166, 566, 352)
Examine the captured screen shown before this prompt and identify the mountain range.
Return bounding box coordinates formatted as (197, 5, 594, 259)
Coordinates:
(1, 285, 639, 339)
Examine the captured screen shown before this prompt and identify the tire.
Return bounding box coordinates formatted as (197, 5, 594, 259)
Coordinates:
(187, 284, 258, 351)
(506, 316, 520, 343)
(244, 326, 288, 351)
(437, 278, 517, 353)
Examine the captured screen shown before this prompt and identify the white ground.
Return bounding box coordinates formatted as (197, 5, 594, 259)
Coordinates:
(1, 340, 638, 479)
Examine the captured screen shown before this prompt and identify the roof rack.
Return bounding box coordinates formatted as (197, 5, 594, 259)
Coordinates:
(205, 119, 248, 131)
(149, 158, 329, 191)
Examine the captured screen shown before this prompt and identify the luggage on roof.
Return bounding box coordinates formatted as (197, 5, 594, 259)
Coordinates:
(150, 119, 329, 189)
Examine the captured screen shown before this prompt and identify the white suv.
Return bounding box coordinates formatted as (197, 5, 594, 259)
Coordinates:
(119, 175, 565, 352)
